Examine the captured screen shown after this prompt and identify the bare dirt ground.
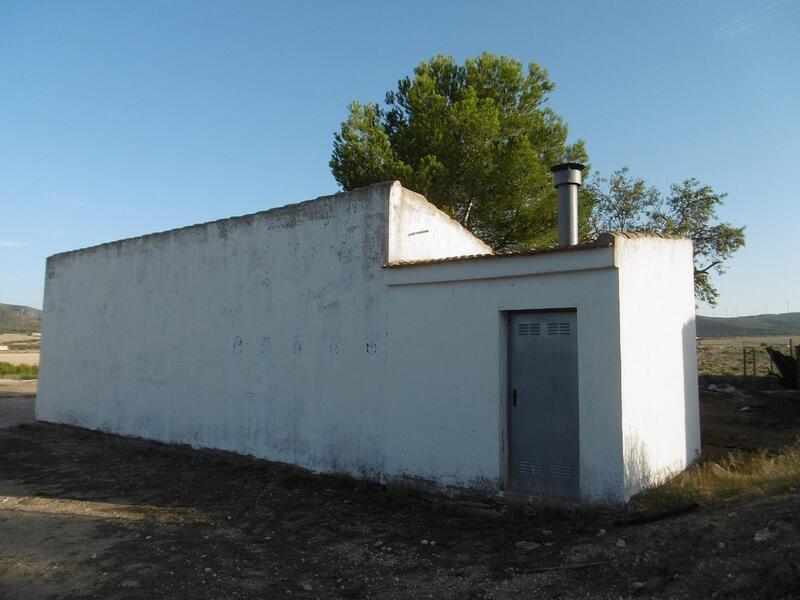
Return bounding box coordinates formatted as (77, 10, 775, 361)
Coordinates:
(0, 397, 34, 429)
(0, 379, 37, 397)
(1, 390, 799, 599)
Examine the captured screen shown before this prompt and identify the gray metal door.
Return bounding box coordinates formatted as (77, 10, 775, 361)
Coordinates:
(509, 311, 579, 498)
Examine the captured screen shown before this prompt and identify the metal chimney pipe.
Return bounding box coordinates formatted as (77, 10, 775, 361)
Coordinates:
(550, 162, 585, 247)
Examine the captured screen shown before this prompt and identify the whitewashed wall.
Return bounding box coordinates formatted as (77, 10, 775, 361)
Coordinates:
(384, 249, 627, 503)
(384, 235, 699, 503)
(37, 182, 490, 480)
(39, 184, 391, 471)
(615, 234, 700, 497)
(388, 185, 491, 262)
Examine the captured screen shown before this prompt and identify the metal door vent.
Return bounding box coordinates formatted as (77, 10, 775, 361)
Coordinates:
(519, 460, 543, 474)
(547, 464, 574, 478)
(518, 323, 541, 336)
(547, 322, 571, 336)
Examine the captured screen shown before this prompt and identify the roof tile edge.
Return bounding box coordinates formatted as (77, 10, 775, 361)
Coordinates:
(384, 239, 614, 268)
(385, 230, 690, 268)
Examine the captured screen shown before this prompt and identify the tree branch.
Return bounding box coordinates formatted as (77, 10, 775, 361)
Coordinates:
(694, 261, 721, 275)
(463, 199, 475, 228)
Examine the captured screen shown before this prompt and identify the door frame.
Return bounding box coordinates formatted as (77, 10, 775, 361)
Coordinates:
(502, 307, 580, 498)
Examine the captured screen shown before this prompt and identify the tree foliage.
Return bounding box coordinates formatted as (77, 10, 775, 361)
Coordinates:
(586, 167, 660, 234)
(330, 54, 745, 306)
(587, 168, 745, 306)
(330, 53, 589, 250)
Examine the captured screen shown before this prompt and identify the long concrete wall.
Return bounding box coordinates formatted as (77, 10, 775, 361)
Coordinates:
(38, 184, 392, 472)
(37, 182, 494, 482)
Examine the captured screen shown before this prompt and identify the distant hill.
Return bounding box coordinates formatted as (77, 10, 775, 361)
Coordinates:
(0, 303, 42, 333)
(696, 312, 800, 338)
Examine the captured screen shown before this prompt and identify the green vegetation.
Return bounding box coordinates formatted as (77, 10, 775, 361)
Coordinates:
(588, 169, 745, 306)
(0, 303, 42, 333)
(7, 343, 40, 351)
(697, 313, 800, 337)
(330, 53, 590, 251)
(331, 53, 745, 303)
(632, 441, 800, 512)
(0, 362, 39, 380)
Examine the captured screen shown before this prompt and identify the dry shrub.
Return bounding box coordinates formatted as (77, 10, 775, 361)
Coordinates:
(632, 439, 800, 513)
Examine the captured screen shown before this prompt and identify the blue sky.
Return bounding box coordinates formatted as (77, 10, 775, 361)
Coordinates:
(1, 0, 798, 316)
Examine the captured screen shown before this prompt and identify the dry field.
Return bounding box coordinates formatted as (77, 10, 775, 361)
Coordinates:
(698, 336, 797, 378)
(0, 334, 40, 367)
(0, 353, 40, 367)
(698, 336, 798, 347)
(0, 334, 41, 345)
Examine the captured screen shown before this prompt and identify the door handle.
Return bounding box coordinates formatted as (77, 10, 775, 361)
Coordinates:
(512, 389, 517, 407)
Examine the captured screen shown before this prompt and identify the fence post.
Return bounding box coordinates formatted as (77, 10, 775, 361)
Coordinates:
(742, 347, 746, 379)
(796, 346, 800, 395)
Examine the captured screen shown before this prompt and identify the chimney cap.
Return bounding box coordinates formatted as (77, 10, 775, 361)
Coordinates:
(550, 162, 586, 173)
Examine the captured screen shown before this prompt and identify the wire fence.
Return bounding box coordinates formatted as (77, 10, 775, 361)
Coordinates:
(698, 339, 798, 390)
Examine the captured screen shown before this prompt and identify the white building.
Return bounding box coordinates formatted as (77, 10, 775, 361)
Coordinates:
(37, 173, 700, 504)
